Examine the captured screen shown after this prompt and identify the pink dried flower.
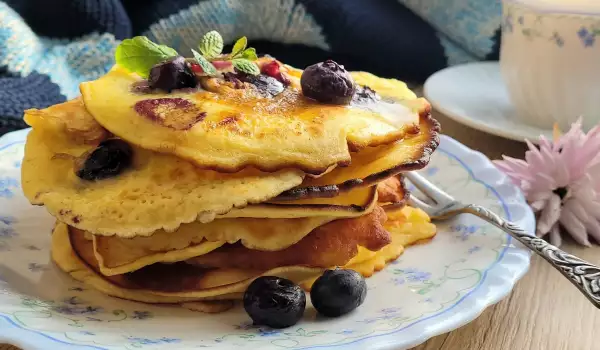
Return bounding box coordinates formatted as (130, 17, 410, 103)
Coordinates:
(494, 118, 600, 247)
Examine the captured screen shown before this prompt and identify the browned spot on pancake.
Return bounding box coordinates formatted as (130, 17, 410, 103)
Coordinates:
(72, 216, 81, 224)
(407, 124, 420, 135)
(187, 206, 391, 270)
(134, 98, 206, 130)
(26, 97, 108, 144)
(377, 176, 407, 204)
(217, 116, 238, 127)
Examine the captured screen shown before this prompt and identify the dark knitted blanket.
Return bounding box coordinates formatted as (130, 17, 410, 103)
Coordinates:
(0, 0, 502, 134)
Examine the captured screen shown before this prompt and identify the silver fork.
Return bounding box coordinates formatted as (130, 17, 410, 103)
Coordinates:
(405, 171, 600, 308)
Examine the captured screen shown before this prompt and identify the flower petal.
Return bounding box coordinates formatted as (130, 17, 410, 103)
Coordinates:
(530, 199, 547, 212)
(584, 219, 600, 244)
(564, 198, 590, 224)
(529, 191, 552, 204)
(538, 135, 553, 151)
(560, 209, 591, 246)
(537, 194, 561, 234)
(554, 160, 571, 187)
(549, 224, 562, 247)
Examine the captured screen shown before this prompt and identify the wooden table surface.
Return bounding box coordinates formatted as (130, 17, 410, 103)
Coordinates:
(2, 107, 599, 350)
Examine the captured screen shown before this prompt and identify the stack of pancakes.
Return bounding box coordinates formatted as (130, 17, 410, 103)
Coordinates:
(21, 62, 440, 311)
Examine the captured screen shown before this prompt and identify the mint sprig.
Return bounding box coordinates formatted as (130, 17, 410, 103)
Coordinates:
(240, 48, 258, 60)
(231, 36, 247, 57)
(113, 32, 260, 78)
(191, 31, 260, 76)
(232, 59, 260, 75)
(115, 36, 178, 78)
(199, 31, 224, 59)
(192, 49, 217, 75)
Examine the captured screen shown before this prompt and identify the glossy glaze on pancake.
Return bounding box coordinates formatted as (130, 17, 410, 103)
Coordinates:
(80, 66, 423, 174)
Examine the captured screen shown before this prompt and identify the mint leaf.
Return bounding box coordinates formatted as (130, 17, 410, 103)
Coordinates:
(231, 36, 248, 57)
(199, 31, 224, 59)
(192, 49, 217, 75)
(232, 59, 259, 75)
(114, 36, 178, 78)
(240, 48, 258, 61)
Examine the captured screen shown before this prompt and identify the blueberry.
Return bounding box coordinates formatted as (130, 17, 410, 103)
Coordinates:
(310, 269, 367, 317)
(148, 56, 197, 92)
(301, 60, 356, 105)
(243, 276, 306, 329)
(76, 139, 133, 181)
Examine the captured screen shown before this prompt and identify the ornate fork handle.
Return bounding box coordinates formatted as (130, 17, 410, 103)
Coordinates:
(462, 204, 600, 308)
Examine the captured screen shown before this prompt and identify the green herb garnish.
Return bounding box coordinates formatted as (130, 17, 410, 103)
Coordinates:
(231, 36, 248, 57)
(199, 31, 224, 59)
(114, 31, 260, 78)
(191, 49, 217, 75)
(231, 58, 260, 75)
(193, 31, 260, 76)
(114, 36, 178, 78)
(240, 47, 258, 60)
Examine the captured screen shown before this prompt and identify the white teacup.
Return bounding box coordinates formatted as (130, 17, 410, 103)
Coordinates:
(500, 0, 600, 131)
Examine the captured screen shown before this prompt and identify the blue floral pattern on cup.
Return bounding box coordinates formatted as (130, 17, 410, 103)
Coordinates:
(577, 26, 600, 47)
(503, 2, 600, 48)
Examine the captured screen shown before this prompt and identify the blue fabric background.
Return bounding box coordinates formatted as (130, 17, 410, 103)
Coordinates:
(0, 0, 502, 134)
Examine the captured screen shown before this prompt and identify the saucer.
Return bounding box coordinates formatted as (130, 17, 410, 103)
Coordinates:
(424, 62, 553, 143)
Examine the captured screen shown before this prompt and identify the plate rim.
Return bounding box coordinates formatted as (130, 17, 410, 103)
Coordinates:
(424, 61, 553, 144)
(0, 129, 535, 350)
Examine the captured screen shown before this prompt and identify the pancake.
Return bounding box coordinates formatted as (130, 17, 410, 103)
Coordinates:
(55, 205, 436, 302)
(221, 185, 378, 219)
(186, 206, 390, 270)
(54, 222, 324, 303)
(275, 111, 439, 200)
(377, 175, 408, 205)
(80, 65, 422, 174)
(91, 215, 337, 276)
(21, 121, 304, 235)
(21, 99, 414, 235)
(87, 177, 403, 277)
(220, 173, 406, 220)
(90, 176, 402, 276)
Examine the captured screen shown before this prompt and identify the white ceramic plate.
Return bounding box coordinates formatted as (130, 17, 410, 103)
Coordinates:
(424, 62, 553, 143)
(0, 129, 534, 350)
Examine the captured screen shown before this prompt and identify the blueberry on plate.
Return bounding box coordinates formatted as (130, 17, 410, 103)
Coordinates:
(243, 276, 306, 329)
(76, 139, 133, 181)
(300, 60, 356, 105)
(310, 268, 367, 317)
(148, 55, 197, 92)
